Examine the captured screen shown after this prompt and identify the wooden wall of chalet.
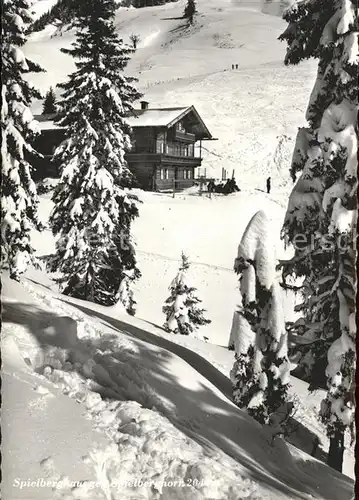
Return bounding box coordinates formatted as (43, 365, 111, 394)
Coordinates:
(126, 161, 196, 191)
(131, 127, 158, 153)
(154, 166, 195, 191)
(154, 165, 175, 191)
(129, 159, 157, 190)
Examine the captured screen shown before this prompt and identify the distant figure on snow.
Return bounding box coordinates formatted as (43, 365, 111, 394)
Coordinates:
(207, 179, 215, 193)
(266, 176, 271, 194)
(223, 179, 232, 195)
(230, 178, 240, 193)
(215, 182, 224, 194)
(223, 178, 240, 195)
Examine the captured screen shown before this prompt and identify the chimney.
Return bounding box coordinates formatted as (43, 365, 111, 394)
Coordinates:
(140, 100, 149, 110)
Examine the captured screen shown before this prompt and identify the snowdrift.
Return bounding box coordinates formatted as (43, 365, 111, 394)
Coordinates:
(1, 274, 354, 499)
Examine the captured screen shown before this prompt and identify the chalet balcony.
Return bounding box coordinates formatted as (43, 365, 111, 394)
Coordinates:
(157, 141, 197, 157)
(174, 130, 196, 143)
(129, 140, 201, 158)
(126, 152, 202, 168)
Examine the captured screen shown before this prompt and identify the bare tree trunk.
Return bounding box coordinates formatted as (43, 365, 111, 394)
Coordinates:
(327, 430, 344, 472)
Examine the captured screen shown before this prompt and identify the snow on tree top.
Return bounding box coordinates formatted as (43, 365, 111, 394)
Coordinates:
(329, 198, 356, 234)
(235, 210, 277, 290)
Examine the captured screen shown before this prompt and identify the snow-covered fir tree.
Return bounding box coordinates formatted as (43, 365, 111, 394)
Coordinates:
(47, 0, 142, 305)
(230, 211, 291, 425)
(184, 0, 197, 23)
(163, 252, 211, 335)
(42, 87, 57, 115)
(279, 0, 357, 471)
(117, 270, 137, 316)
(1, 0, 44, 280)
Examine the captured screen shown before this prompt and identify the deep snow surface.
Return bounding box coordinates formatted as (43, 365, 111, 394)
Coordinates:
(2, 275, 355, 500)
(31, 189, 298, 347)
(2, 184, 355, 500)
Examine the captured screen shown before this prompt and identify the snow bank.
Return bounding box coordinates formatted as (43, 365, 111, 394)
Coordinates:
(2, 273, 355, 498)
(2, 276, 260, 499)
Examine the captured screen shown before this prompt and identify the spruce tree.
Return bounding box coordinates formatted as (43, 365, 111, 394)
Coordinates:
(163, 253, 211, 335)
(47, 0, 142, 305)
(42, 87, 57, 115)
(279, 0, 357, 471)
(1, 0, 44, 280)
(117, 271, 137, 316)
(230, 211, 291, 424)
(184, 0, 196, 24)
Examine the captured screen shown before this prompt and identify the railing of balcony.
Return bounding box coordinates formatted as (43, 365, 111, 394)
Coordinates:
(130, 141, 201, 158)
(156, 141, 201, 157)
(174, 130, 196, 142)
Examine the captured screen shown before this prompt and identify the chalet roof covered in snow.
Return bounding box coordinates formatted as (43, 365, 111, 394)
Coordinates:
(127, 105, 214, 140)
(126, 107, 188, 127)
(34, 105, 214, 140)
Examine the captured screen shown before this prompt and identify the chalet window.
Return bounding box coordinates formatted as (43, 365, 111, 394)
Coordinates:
(176, 121, 185, 132)
(156, 132, 165, 154)
(183, 169, 191, 180)
(160, 168, 169, 180)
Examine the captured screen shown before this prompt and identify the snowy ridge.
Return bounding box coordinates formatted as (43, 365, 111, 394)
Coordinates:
(2, 274, 355, 499)
(2, 276, 260, 500)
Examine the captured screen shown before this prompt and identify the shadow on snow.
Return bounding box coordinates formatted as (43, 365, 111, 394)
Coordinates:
(2, 299, 353, 500)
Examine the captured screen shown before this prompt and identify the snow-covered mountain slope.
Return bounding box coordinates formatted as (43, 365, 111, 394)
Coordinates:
(26, 188, 355, 481)
(31, 0, 59, 20)
(24, 0, 317, 187)
(2, 275, 355, 499)
(30, 188, 297, 347)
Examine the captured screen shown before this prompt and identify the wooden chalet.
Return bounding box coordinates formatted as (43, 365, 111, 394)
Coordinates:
(126, 101, 214, 190)
(32, 101, 215, 190)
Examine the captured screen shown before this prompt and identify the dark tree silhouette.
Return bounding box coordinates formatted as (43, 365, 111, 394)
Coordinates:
(42, 87, 57, 115)
(184, 0, 196, 24)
